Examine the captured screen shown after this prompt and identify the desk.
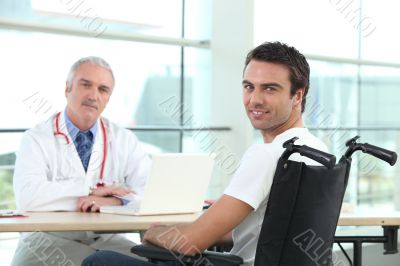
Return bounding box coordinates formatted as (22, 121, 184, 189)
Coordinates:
(0, 211, 399, 266)
(1, 211, 399, 232)
(337, 211, 400, 266)
(338, 211, 400, 226)
(0, 212, 201, 232)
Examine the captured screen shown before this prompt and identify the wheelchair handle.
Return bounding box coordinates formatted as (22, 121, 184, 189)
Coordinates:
(344, 136, 397, 166)
(361, 143, 397, 166)
(297, 145, 336, 169)
(282, 137, 336, 169)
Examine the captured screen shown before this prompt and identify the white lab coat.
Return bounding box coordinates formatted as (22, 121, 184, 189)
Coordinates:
(11, 112, 151, 266)
(13, 111, 151, 212)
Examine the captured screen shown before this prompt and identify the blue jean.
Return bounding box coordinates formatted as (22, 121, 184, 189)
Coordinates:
(82, 250, 182, 266)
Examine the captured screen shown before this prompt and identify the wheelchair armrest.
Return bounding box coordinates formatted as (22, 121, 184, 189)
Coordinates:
(131, 244, 243, 266)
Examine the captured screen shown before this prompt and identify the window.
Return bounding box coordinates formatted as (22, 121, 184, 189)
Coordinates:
(254, 0, 400, 210)
(0, 0, 219, 210)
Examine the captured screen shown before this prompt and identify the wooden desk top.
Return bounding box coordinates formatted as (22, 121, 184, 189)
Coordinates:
(0, 212, 202, 232)
(1, 211, 400, 232)
(338, 211, 400, 226)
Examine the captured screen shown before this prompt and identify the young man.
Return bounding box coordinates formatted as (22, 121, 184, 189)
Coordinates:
(82, 42, 328, 266)
(12, 57, 151, 266)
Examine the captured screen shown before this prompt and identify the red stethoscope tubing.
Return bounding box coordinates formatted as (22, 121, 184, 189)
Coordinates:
(53, 112, 107, 186)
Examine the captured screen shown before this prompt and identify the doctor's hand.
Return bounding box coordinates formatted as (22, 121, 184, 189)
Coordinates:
(77, 195, 122, 212)
(90, 185, 133, 198)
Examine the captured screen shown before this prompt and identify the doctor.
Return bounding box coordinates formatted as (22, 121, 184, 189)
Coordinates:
(12, 56, 151, 266)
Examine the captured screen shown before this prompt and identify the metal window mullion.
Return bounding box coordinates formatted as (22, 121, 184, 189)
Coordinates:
(0, 17, 210, 48)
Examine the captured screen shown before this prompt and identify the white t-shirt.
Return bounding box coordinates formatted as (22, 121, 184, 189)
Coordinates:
(224, 128, 328, 266)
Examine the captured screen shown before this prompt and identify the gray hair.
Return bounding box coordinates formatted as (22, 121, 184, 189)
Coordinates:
(66, 56, 115, 90)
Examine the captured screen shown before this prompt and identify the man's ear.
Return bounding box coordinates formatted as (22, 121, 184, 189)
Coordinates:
(294, 88, 304, 106)
(65, 82, 70, 97)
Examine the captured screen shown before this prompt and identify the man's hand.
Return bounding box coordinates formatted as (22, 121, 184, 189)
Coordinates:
(90, 185, 133, 197)
(143, 224, 181, 248)
(77, 195, 122, 212)
(143, 195, 253, 255)
(143, 223, 201, 255)
(142, 224, 165, 245)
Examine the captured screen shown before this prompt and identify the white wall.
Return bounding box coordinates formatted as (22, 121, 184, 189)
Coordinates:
(208, 0, 255, 193)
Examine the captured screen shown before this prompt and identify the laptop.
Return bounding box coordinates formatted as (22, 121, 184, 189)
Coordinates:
(100, 153, 215, 216)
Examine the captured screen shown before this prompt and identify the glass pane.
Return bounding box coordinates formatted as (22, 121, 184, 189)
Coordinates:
(184, 0, 211, 39)
(361, 0, 400, 63)
(0, 168, 14, 209)
(134, 131, 181, 153)
(183, 47, 212, 126)
(305, 61, 359, 129)
(360, 66, 400, 126)
(254, 0, 359, 58)
(0, 133, 22, 210)
(0, 0, 183, 38)
(356, 130, 400, 210)
(310, 129, 400, 210)
(0, 29, 181, 128)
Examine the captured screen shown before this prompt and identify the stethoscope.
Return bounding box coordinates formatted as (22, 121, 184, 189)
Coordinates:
(53, 112, 107, 187)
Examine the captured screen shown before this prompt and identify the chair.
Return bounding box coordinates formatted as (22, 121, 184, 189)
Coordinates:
(131, 136, 397, 266)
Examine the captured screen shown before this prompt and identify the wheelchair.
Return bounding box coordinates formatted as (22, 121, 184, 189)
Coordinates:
(132, 136, 397, 266)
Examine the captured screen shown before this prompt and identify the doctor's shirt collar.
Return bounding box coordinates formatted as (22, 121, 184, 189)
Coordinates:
(64, 109, 98, 141)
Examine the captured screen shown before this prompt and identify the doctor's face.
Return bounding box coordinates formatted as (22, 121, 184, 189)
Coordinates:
(65, 62, 113, 131)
